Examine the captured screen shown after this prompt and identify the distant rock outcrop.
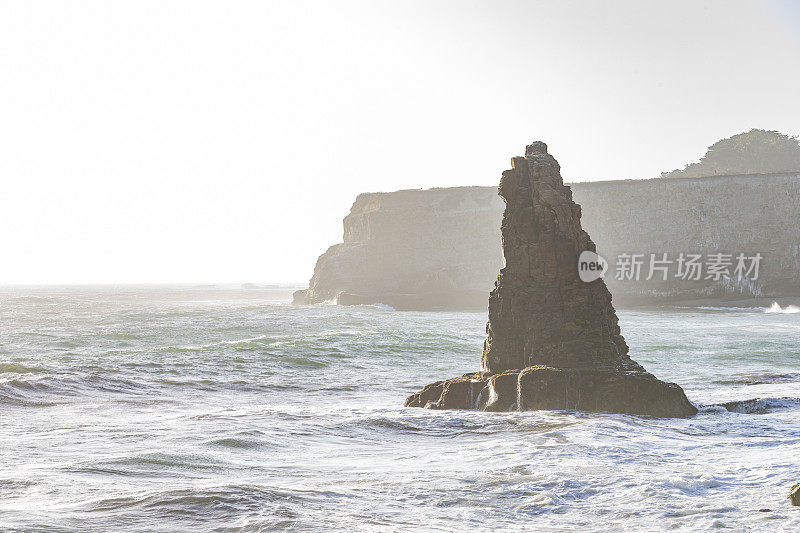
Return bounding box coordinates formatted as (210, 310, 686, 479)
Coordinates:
(404, 142, 697, 417)
(292, 187, 504, 310)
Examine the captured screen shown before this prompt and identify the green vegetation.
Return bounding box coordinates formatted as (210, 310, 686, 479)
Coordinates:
(661, 129, 800, 178)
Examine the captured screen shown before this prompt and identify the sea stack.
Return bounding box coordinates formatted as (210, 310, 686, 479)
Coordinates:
(405, 141, 697, 417)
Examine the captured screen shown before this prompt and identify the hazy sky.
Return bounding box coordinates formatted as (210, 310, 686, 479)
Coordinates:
(2, 0, 799, 284)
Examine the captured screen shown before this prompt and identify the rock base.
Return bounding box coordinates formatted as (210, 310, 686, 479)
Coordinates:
(790, 483, 800, 506)
(405, 366, 698, 418)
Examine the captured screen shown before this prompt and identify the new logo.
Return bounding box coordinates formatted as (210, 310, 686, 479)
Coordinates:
(578, 251, 608, 282)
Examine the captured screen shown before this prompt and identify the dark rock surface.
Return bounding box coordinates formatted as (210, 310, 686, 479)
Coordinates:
(790, 483, 800, 506)
(405, 142, 697, 417)
(481, 141, 633, 374)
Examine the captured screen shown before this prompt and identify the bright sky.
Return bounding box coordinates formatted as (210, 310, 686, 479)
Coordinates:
(2, 0, 799, 284)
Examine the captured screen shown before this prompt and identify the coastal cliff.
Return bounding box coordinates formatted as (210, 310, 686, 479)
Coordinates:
(294, 173, 800, 309)
(294, 187, 504, 310)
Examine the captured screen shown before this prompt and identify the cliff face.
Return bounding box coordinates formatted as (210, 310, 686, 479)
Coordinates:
(293, 187, 504, 310)
(578, 173, 800, 303)
(294, 173, 800, 309)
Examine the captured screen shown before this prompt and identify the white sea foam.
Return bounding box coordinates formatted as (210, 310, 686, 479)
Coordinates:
(673, 305, 762, 311)
(765, 302, 800, 314)
(178, 335, 273, 350)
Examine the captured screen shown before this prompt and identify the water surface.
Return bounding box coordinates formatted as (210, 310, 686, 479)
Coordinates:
(1, 286, 799, 531)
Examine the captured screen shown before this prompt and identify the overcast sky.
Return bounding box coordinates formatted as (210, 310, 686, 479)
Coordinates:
(2, 0, 799, 284)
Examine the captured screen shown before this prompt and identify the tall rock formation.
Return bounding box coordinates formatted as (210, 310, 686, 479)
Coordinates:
(481, 141, 634, 374)
(405, 142, 697, 417)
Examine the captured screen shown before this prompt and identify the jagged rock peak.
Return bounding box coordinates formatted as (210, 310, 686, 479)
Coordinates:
(525, 140, 548, 155)
(481, 141, 634, 375)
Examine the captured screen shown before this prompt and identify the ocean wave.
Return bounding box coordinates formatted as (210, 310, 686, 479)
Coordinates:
(0, 362, 47, 374)
(672, 306, 763, 311)
(151, 379, 309, 394)
(170, 335, 275, 351)
(308, 384, 359, 392)
(0, 376, 80, 406)
(333, 410, 581, 440)
(0, 374, 155, 406)
(203, 430, 271, 450)
(712, 372, 800, 385)
(765, 302, 800, 314)
(0, 372, 341, 402)
(5, 295, 60, 302)
(83, 484, 344, 519)
(716, 397, 800, 414)
(647, 473, 725, 495)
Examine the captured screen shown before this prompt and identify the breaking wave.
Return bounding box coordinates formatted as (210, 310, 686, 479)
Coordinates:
(716, 397, 800, 414)
(765, 302, 800, 314)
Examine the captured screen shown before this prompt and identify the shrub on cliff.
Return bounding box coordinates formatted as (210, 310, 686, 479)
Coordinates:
(661, 129, 800, 178)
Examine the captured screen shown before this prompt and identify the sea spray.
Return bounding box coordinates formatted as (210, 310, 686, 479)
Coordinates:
(765, 302, 800, 314)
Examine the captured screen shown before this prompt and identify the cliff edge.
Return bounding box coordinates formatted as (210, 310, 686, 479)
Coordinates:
(293, 187, 504, 310)
(294, 173, 800, 310)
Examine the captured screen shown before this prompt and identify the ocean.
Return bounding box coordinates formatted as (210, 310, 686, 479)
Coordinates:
(1, 285, 799, 531)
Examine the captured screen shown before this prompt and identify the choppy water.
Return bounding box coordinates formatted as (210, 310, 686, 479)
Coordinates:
(1, 286, 799, 531)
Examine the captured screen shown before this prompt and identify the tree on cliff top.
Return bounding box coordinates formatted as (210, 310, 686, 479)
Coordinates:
(661, 129, 800, 178)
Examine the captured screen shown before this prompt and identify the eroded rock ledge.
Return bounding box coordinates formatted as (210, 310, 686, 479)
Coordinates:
(405, 142, 697, 417)
(404, 368, 696, 418)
